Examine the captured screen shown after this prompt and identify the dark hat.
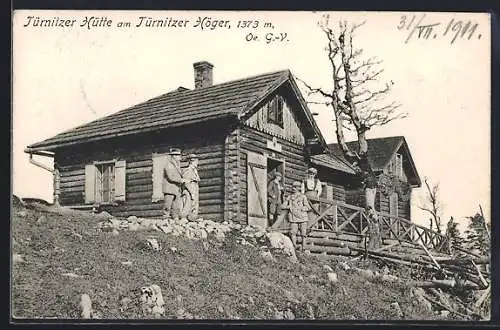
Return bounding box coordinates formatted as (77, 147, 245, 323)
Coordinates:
(169, 148, 181, 155)
(187, 153, 198, 160)
(307, 167, 318, 174)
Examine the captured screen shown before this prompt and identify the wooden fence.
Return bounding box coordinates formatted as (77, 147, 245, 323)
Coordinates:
(272, 196, 450, 254)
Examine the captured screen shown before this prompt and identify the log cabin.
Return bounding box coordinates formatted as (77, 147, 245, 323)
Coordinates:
(25, 61, 421, 227)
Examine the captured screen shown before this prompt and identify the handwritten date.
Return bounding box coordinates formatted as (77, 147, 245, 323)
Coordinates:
(398, 14, 482, 44)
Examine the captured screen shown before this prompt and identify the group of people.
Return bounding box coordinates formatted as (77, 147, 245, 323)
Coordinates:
(162, 148, 200, 221)
(162, 148, 322, 250)
(268, 167, 322, 250)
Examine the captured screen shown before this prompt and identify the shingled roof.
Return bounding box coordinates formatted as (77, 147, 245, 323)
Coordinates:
(329, 136, 421, 186)
(310, 153, 357, 174)
(26, 69, 325, 152)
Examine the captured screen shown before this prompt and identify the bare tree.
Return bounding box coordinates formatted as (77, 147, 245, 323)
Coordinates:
(418, 177, 442, 234)
(296, 16, 408, 246)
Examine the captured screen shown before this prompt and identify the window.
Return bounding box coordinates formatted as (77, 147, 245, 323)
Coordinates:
(84, 160, 126, 204)
(267, 96, 284, 127)
(96, 162, 114, 203)
(388, 153, 403, 178)
(395, 153, 403, 178)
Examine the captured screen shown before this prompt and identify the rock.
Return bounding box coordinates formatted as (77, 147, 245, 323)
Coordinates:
(358, 268, 374, 279)
(112, 229, 120, 236)
(139, 285, 165, 317)
(306, 303, 315, 319)
(327, 272, 338, 283)
(151, 305, 165, 317)
(410, 287, 432, 311)
(62, 272, 81, 278)
(170, 247, 178, 253)
(118, 220, 129, 230)
(177, 218, 189, 226)
(146, 238, 160, 251)
(109, 218, 122, 229)
(13, 253, 24, 264)
(322, 265, 334, 272)
(217, 305, 224, 313)
(121, 261, 133, 266)
(248, 296, 255, 305)
(214, 230, 226, 242)
(440, 310, 450, 318)
(79, 294, 92, 319)
(254, 231, 266, 238)
(127, 215, 138, 222)
(175, 308, 193, 319)
(284, 290, 299, 304)
(120, 297, 132, 312)
(195, 228, 208, 240)
(381, 274, 399, 282)
(283, 308, 295, 320)
(97, 211, 113, 219)
(36, 215, 46, 225)
(159, 225, 173, 234)
(390, 302, 403, 318)
(128, 222, 140, 231)
(339, 261, 351, 271)
(185, 228, 195, 240)
(260, 250, 275, 261)
(266, 232, 297, 263)
(274, 310, 284, 319)
(17, 210, 27, 217)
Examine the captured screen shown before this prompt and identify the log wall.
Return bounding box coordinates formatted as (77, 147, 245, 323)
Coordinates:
(55, 121, 230, 220)
(237, 125, 309, 224)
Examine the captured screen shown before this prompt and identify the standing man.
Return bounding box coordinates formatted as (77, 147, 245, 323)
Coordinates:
(181, 154, 200, 221)
(301, 167, 322, 222)
(283, 181, 311, 250)
(267, 171, 284, 227)
(163, 148, 184, 221)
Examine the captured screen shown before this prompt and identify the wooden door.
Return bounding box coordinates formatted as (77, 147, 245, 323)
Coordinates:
(247, 151, 268, 228)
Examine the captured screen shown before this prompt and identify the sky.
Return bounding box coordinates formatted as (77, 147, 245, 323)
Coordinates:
(12, 10, 490, 232)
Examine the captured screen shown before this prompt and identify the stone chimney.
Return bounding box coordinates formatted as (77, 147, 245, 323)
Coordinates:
(193, 61, 214, 89)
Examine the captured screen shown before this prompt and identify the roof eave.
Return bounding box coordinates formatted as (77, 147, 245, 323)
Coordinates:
(25, 113, 239, 153)
(310, 157, 356, 175)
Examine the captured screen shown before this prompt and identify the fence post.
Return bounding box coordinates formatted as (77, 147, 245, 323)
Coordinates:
(333, 202, 338, 231)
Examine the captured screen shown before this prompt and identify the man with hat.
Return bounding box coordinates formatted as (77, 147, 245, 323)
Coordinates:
(267, 171, 284, 226)
(180, 153, 200, 221)
(301, 167, 322, 222)
(162, 148, 184, 220)
(283, 180, 311, 250)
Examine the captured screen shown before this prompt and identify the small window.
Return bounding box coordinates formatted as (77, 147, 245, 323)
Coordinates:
(388, 153, 403, 178)
(267, 96, 284, 127)
(85, 160, 126, 205)
(395, 153, 403, 178)
(96, 162, 115, 203)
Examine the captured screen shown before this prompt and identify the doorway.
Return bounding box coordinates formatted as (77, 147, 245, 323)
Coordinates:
(267, 157, 285, 228)
(267, 158, 285, 184)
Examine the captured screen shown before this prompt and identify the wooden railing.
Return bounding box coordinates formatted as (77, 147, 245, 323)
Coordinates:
(272, 196, 450, 254)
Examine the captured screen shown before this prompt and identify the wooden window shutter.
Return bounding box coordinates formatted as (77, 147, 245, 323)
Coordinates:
(114, 160, 126, 202)
(389, 192, 398, 217)
(84, 164, 96, 204)
(152, 153, 168, 202)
